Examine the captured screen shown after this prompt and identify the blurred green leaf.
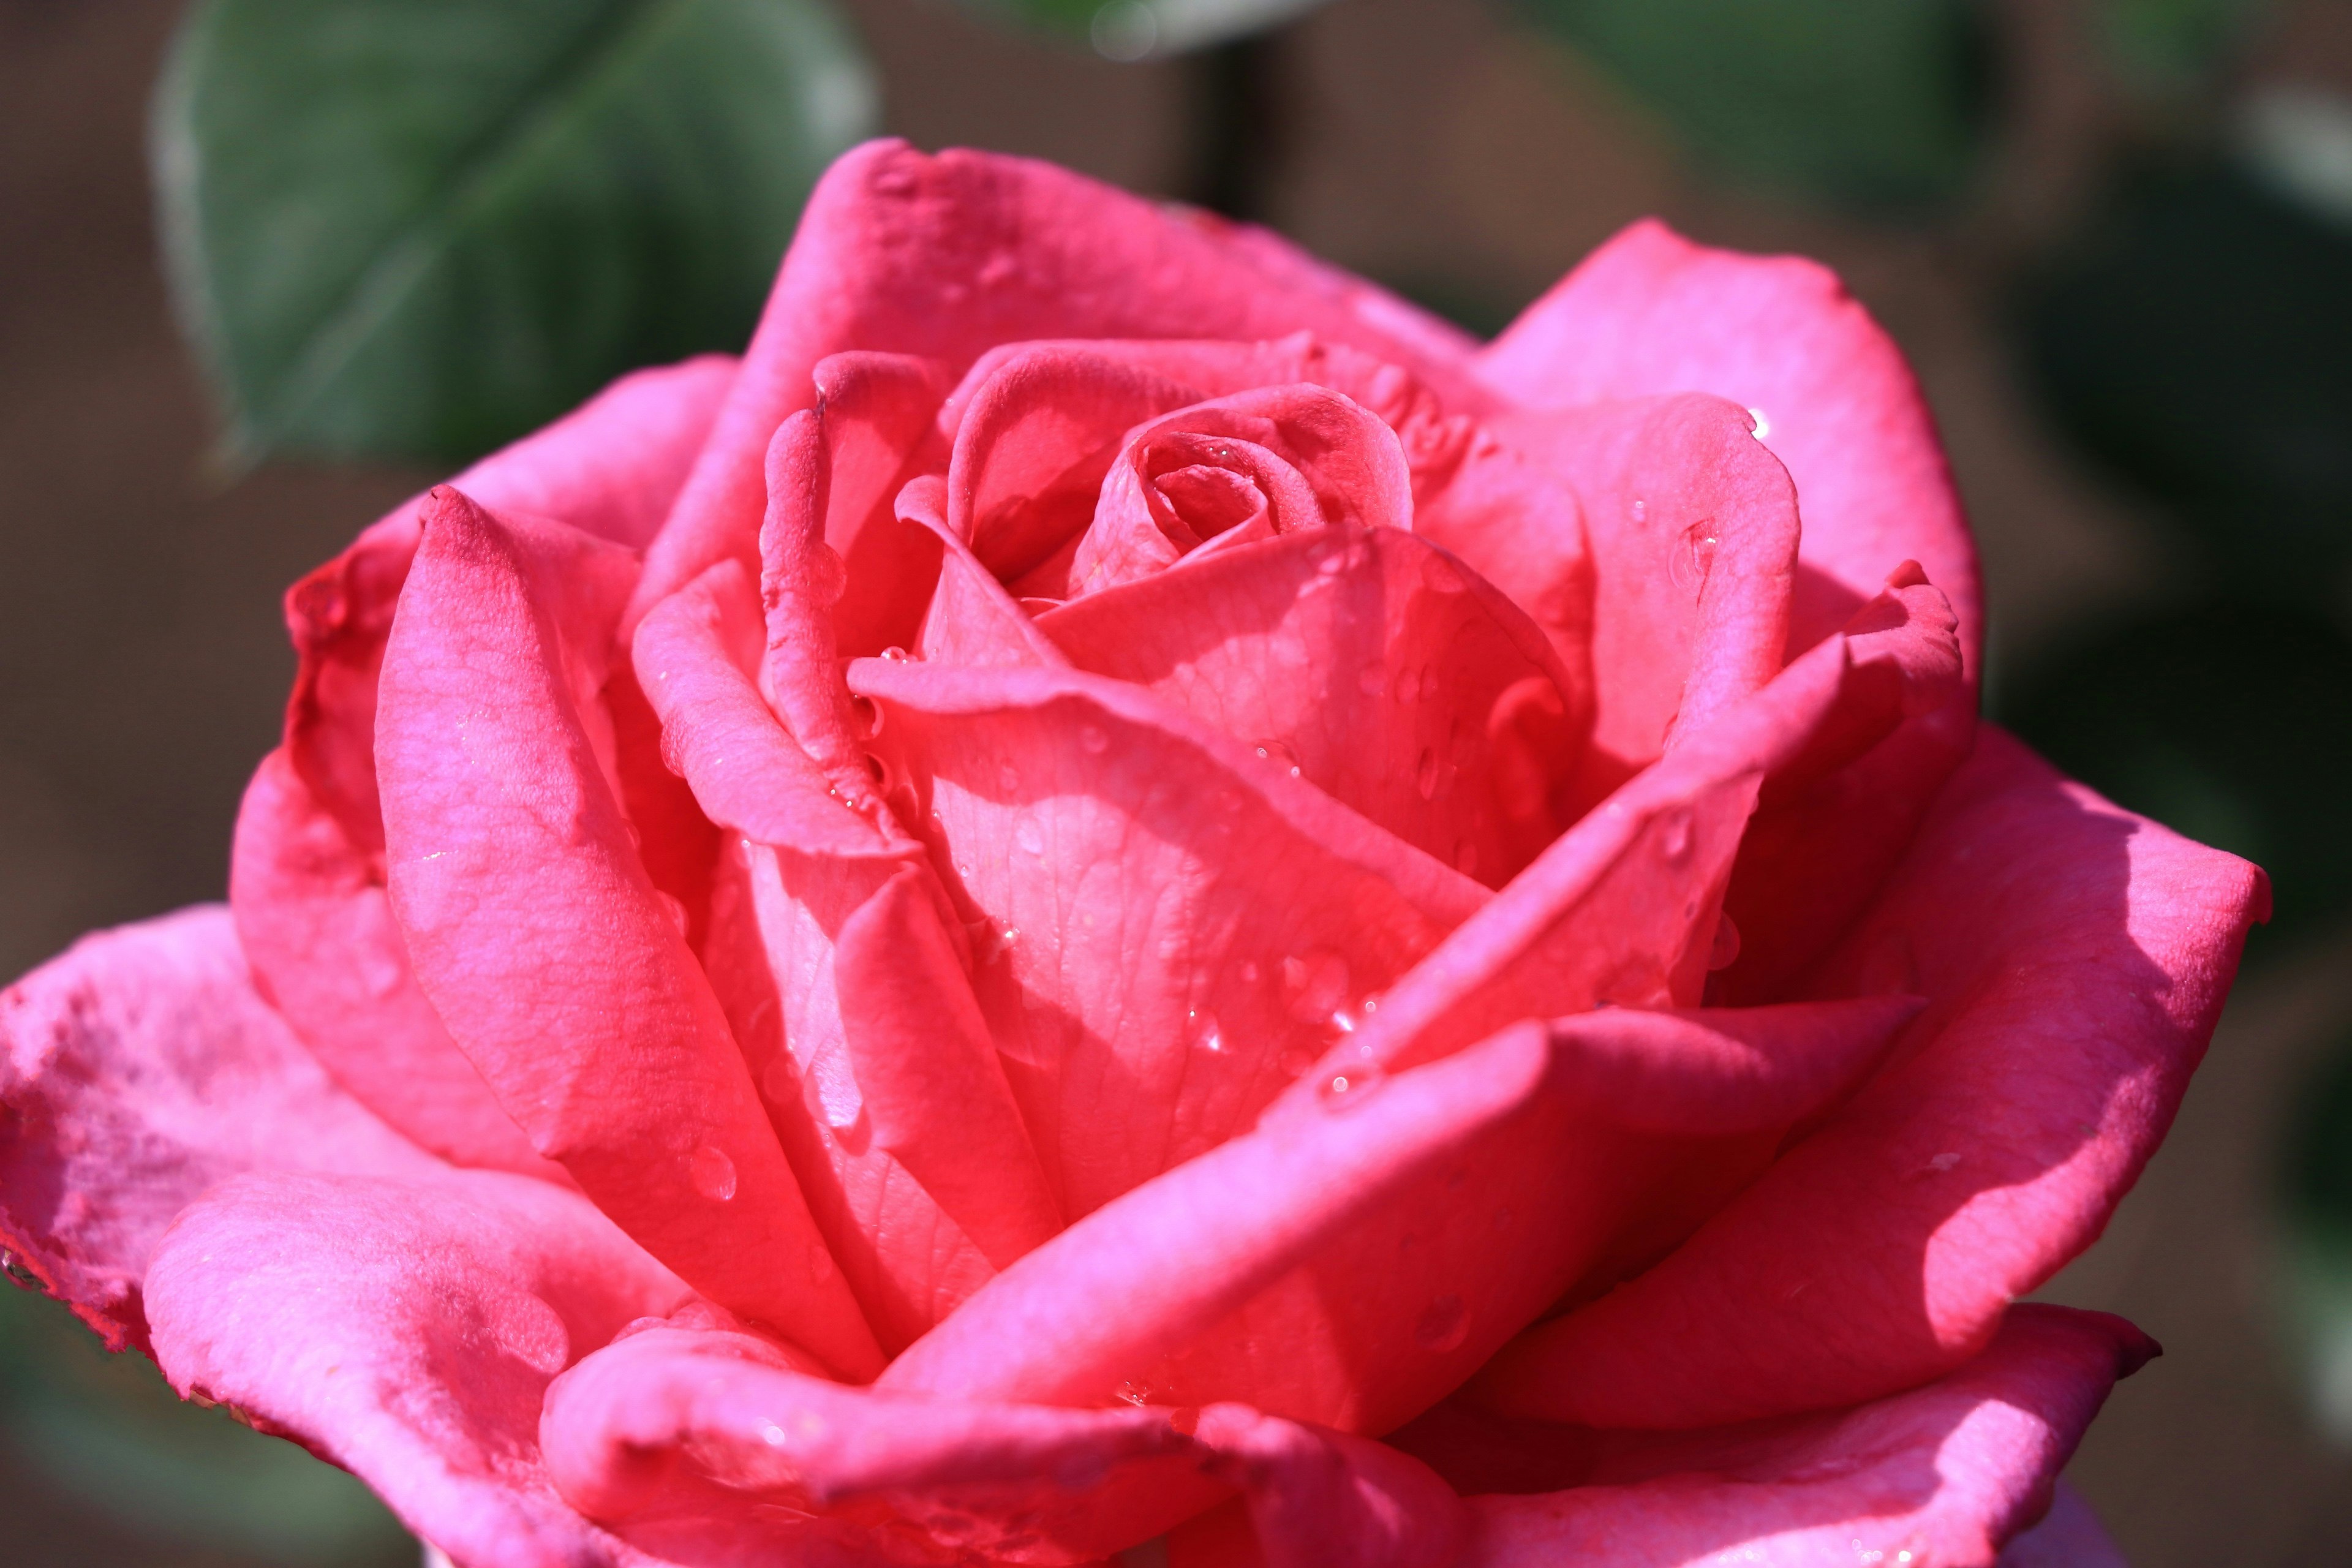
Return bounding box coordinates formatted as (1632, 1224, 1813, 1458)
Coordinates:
(0, 1284, 412, 1563)
(964, 0, 1332, 60)
(2098, 0, 2266, 90)
(1517, 0, 1995, 208)
(2019, 158, 2352, 577)
(152, 0, 876, 468)
(1997, 600, 2352, 943)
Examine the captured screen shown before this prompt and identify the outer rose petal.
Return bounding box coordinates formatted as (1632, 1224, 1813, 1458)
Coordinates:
(1476, 728, 2266, 1429)
(1180, 1408, 1470, 1568)
(1477, 219, 1980, 668)
(811, 350, 955, 658)
(231, 356, 734, 1170)
(0, 907, 435, 1348)
(1457, 1307, 2152, 1568)
(541, 1321, 1200, 1566)
(631, 140, 1488, 627)
(1996, 1483, 2128, 1567)
(378, 491, 880, 1376)
(142, 1169, 691, 1568)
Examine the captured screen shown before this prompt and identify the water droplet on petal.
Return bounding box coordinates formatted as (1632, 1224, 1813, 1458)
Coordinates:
(1708, 913, 1743, 971)
(1629, 496, 1648, 524)
(760, 1054, 799, 1104)
(807, 1242, 837, 1283)
(998, 762, 1022, 792)
(1395, 666, 1423, 706)
(1236, 959, 1262, 986)
(688, 1144, 738, 1202)
(1747, 407, 1771, 440)
(1414, 1294, 1469, 1352)
(1014, 817, 1045, 855)
(1316, 1061, 1386, 1111)
(1079, 724, 1110, 755)
(1659, 810, 1694, 863)
(1676, 520, 1721, 600)
(1114, 1380, 1153, 1407)
(1415, 747, 1441, 799)
(657, 891, 691, 937)
(880, 645, 911, 663)
(1253, 739, 1303, 778)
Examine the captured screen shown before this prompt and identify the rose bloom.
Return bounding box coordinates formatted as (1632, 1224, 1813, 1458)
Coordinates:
(1, 143, 2264, 1568)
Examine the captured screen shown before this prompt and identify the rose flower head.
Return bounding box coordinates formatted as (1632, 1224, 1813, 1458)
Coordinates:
(1, 143, 2266, 1568)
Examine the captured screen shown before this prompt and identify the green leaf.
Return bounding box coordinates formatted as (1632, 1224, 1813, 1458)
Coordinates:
(152, 0, 877, 467)
(0, 1285, 413, 1563)
(962, 0, 1333, 60)
(1517, 0, 1994, 208)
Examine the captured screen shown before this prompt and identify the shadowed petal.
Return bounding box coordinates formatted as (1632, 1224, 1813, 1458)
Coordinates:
(1472, 729, 2264, 1430)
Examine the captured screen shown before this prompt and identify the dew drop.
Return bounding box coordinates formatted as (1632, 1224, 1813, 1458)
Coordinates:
(1676, 520, 1721, 600)
(1014, 817, 1046, 855)
(809, 543, 848, 605)
(1659, 810, 1694, 863)
(1746, 407, 1771, 440)
(1253, 739, 1303, 778)
(1419, 552, 1466, 594)
(1415, 747, 1441, 799)
(880, 645, 911, 662)
(1629, 496, 1648, 524)
(1316, 1061, 1386, 1112)
(1707, 913, 1743, 971)
(657, 891, 692, 937)
(760, 1053, 799, 1104)
(688, 1144, 739, 1202)
(1414, 1294, 1469, 1352)
(1394, 666, 1422, 706)
(807, 1242, 837, 1283)
(1079, 723, 1110, 755)
(1236, 959, 1262, 986)
(998, 761, 1022, 792)
(1114, 1380, 1153, 1407)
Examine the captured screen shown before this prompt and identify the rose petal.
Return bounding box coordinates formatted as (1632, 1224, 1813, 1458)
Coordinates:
(1477, 219, 1979, 668)
(845, 653, 1485, 1220)
(811, 350, 954, 658)
(897, 476, 1074, 669)
(1067, 385, 1415, 599)
(945, 345, 1209, 583)
(1452, 1306, 2151, 1567)
(231, 360, 733, 1171)
(1179, 1408, 1470, 1568)
(1493, 394, 1801, 810)
(542, 1321, 1203, 1563)
(0, 907, 435, 1348)
(378, 489, 880, 1376)
(635, 562, 1014, 1349)
(1472, 728, 2266, 1429)
(631, 141, 1487, 629)
(1324, 571, 1964, 1090)
(142, 1168, 690, 1568)
(1037, 525, 1581, 883)
(230, 751, 556, 1174)
(834, 866, 1065, 1269)
(877, 1019, 1558, 1408)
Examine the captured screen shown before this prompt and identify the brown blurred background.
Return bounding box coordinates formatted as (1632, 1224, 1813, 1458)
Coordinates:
(5, 1, 2352, 1562)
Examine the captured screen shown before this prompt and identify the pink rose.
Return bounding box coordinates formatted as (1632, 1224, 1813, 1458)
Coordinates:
(1, 143, 2265, 1568)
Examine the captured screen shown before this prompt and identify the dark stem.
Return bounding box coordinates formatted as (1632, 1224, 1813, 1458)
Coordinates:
(1184, 28, 1289, 224)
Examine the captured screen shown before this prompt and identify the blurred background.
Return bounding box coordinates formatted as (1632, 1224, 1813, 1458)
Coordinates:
(4, 0, 2352, 1562)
